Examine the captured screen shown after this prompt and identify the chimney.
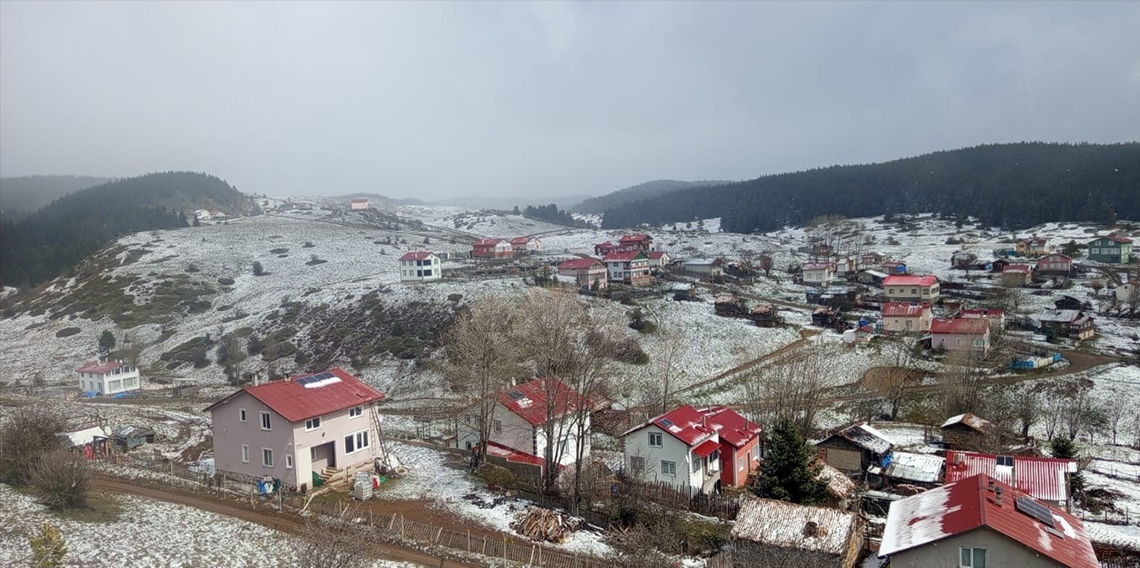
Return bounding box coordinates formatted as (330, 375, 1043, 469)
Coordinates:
(995, 486, 1004, 507)
(252, 374, 261, 386)
(701, 415, 707, 429)
(988, 478, 995, 492)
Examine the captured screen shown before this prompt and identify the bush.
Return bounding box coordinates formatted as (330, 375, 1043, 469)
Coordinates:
(477, 463, 522, 491)
(31, 449, 92, 510)
(29, 523, 68, 568)
(0, 407, 67, 485)
(55, 327, 81, 338)
(252, 261, 266, 276)
(217, 277, 235, 286)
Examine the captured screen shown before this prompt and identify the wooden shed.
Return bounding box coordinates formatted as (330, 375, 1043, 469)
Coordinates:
(731, 496, 863, 568)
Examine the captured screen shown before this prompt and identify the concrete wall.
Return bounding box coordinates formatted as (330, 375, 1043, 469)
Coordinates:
(887, 527, 1071, 568)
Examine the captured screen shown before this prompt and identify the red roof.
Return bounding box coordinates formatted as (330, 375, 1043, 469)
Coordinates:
(482, 441, 547, 468)
(594, 241, 615, 248)
(474, 238, 504, 246)
(1039, 253, 1072, 262)
(499, 378, 588, 427)
(880, 474, 1097, 567)
(958, 308, 1004, 319)
(399, 251, 434, 261)
(883, 275, 938, 287)
(882, 302, 930, 318)
(945, 451, 1078, 503)
(205, 368, 385, 423)
(698, 406, 761, 448)
(510, 236, 535, 244)
(692, 439, 720, 458)
(931, 317, 989, 335)
(647, 251, 667, 259)
(76, 358, 128, 374)
(558, 257, 602, 270)
(1101, 234, 1133, 244)
(619, 234, 651, 243)
(624, 405, 716, 447)
(603, 250, 647, 262)
(350, 198, 368, 203)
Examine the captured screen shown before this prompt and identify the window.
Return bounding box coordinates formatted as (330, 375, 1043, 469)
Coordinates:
(305, 417, 321, 431)
(349, 406, 363, 418)
(996, 455, 1014, 467)
(285, 454, 293, 469)
(262, 448, 274, 467)
(493, 420, 502, 434)
(648, 432, 663, 448)
(422, 269, 432, 277)
(109, 379, 122, 391)
(692, 459, 701, 474)
(738, 457, 745, 471)
(959, 546, 986, 568)
(241, 444, 249, 463)
(260, 411, 271, 430)
(344, 430, 370, 454)
(662, 460, 677, 476)
(239, 409, 247, 422)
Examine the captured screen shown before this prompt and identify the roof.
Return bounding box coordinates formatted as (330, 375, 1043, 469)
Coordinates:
(732, 496, 859, 555)
(822, 423, 894, 455)
(1038, 309, 1088, 324)
(647, 251, 668, 259)
(509, 236, 535, 244)
(398, 251, 435, 261)
(63, 425, 111, 446)
(115, 425, 155, 438)
(684, 257, 722, 266)
(803, 262, 834, 270)
(204, 368, 385, 423)
(558, 257, 603, 270)
(499, 378, 587, 427)
(698, 406, 761, 448)
(945, 451, 1077, 503)
(882, 302, 930, 318)
(871, 451, 945, 484)
(76, 358, 127, 374)
(473, 238, 504, 246)
(861, 270, 888, 278)
(957, 308, 1004, 319)
(350, 198, 368, 203)
(693, 439, 720, 458)
(603, 250, 647, 262)
(883, 275, 938, 287)
(1002, 263, 1032, 273)
(1038, 253, 1072, 261)
(880, 474, 1097, 568)
(622, 404, 716, 447)
(594, 241, 614, 248)
(930, 317, 989, 335)
(482, 441, 547, 468)
(942, 413, 994, 433)
(619, 234, 651, 243)
(1092, 234, 1133, 244)
(817, 460, 857, 498)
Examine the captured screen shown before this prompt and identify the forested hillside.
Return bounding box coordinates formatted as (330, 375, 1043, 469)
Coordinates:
(0, 175, 111, 221)
(600, 143, 1140, 232)
(572, 179, 730, 214)
(1, 172, 257, 287)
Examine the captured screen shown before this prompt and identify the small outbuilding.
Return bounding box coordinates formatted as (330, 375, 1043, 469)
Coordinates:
(941, 413, 996, 451)
(114, 425, 157, 450)
(815, 422, 894, 475)
(732, 496, 863, 568)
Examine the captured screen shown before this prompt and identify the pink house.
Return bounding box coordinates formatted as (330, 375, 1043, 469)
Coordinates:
(881, 302, 932, 333)
(557, 257, 607, 289)
(510, 236, 542, 255)
(206, 368, 385, 491)
(472, 238, 513, 259)
(930, 318, 990, 355)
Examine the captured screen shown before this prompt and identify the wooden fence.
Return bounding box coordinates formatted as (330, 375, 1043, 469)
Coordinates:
(614, 477, 741, 520)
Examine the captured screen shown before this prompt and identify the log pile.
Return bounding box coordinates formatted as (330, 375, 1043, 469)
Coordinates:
(510, 506, 581, 543)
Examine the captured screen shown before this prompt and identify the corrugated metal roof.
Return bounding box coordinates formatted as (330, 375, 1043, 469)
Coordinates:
(732, 496, 859, 555)
(883, 275, 938, 287)
(944, 451, 1077, 502)
(76, 358, 128, 374)
(692, 439, 720, 458)
(930, 317, 989, 335)
(697, 406, 761, 448)
(499, 378, 586, 427)
(398, 251, 435, 261)
(623, 404, 716, 447)
(63, 425, 111, 446)
(602, 250, 647, 262)
(825, 422, 894, 455)
(205, 368, 384, 423)
(882, 302, 930, 317)
(877, 451, 944, 484)
(558, 257, 602, 270)
(941, 412, 994, 433)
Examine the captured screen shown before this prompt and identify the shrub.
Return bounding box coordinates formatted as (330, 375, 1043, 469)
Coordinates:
(55, 327, 81, 338)
(303, 241, 315, 248)
(477, 463, 521, 490)
(29, 523, 68, 568)
(31, 449, 92, 510)
(0, 407, 67, 485)
(217, 277, 235, 286)
(252, 261, 266, 276)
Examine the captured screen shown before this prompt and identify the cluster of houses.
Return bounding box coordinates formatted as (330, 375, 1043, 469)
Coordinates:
(801, 253, 908, 288)
(554, 234, 670, 290)
(193, 209, 229, 221)
(471, 236, 542, 259)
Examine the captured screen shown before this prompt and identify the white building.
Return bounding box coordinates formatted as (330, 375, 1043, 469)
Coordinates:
(350, 198, 369, 210)
(621, 405, 721, 495)
(684, 257, 724, 278)
(194, 209, 212, 221)
(398, 251, 442, 282)
(77, 357, 141, 396)
(802, 262, 836, 286)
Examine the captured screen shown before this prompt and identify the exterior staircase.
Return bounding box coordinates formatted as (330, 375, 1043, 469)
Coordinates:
(318, 466, 345, 486)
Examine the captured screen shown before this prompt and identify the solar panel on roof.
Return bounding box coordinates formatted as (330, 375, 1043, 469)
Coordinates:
(297, 375, 319, 385)
(659, 418, 675, 428)
(507, 390, 525, 400)
(1015, 496, 1056, 528)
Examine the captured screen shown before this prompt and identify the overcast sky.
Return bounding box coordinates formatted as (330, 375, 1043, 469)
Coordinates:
(2, 1, 1138, 200)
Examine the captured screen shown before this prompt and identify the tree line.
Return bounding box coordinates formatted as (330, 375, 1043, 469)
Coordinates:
(517, 203, 587, 227)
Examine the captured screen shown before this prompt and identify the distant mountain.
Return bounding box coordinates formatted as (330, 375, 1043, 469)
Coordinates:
(571, 179, 732, 214)
(1, 171, 258, 287)
(432, 194, 593, 211)
(0, 175, 112, 221)
(600, 142, 1140, 232)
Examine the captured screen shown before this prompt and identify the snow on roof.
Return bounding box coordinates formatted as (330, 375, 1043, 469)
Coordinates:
(398, 251, 435, 261)
(732, 496, 859, 555)
(883, 275, 937, 287)
(1038, 253, 1071, 261)
(861, 270, 888, 278)
(76, 358, 128, 374)
(684, 257, 722, 266)
(619, 234, 651, 243)
(558, 257, 603, 270)
(824, 422, 894, 455)
(874, 451, 944, 484)
(64, 425, 111, 446)
(622, 404, 716, 447)
(1038, 309, 1084, 323)
(882, 302, 930, 317)
(603, 250, 647, 262)
(115, 425, 155, 438)
(945, 451, 1077, 503)
(350, 198, 368, 203)
(817, 460, 856, 498)
(473, 238, 505, 246)
(697, 406, 761, 448)
(205, 368, 384, 423)
(1093, 234, 1133, 244)
(481, 441, 547, 468)
(509, 236, 535, 244)
(1002, 263, 1032, 273)
(647, 251, 668, 259)
(803, 262, 834, 270)
(941, 412, 994, 433)
(879, 474, 1098, 568)
(957, 308, 1004, 319)
(930, 317, 989, 335)
(499, 378, 587, 426)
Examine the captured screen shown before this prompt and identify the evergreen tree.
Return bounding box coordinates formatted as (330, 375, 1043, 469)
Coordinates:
(29, 523, 67, 568)
(753, 417, 833, 505)
(1050, 437, 1085, 501)
(97, 330, 116, 354)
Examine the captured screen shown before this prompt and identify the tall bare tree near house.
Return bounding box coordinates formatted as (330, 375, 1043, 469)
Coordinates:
(634, 333, 685, 415)
(443, 295, 521, 469)
(1012, 385, 1043, 439)
(939, 349, 991, 417)
(293, 515, 375, 568)
(1090, 277, 1106, 297)
(741, 348, 827, 433)
(1126, 274, 1140, 314)
(1106, 390, 1128, 446)
(757, 253, 774, 278)
(866, 339, 920, 421)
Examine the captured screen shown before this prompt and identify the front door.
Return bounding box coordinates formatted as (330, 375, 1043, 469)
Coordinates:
(310, 441, 335, 471)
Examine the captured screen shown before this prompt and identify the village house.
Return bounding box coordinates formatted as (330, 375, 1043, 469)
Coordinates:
(1001, 263, 1034, 287)
(593, 241, 617, 256)
(815, 422, 894, 475)
(618, 234, 653, 253)
(880, 302, 932, 334)
(732, 496, 864, 568)
(882, 274, 940, 303)
(860, 252, 886, 271)
(209, 210, 227, 220)
(1015, 236, 1051, 257)
(77, 356, 141, 396)
(700, 406, 762, 489)
(1087, 234, 1133, 264)
(1036, 252, 1073, 277)
(604, 250, 652, 286)
(950, 250, 977, 269)
(941, 413, 997, 451)
(509, 236, 541, 255)
(454, 378, 590, 474)
(350, 197, 369, 210)
(621, 405, 722, 495)
(868, 451, 945, 489)
(879, 474, 1098, 568)
(881, 260, 907, 275)
(855, 269, 887, 287)
(205, 368, 386, 491)
(990, 257, 1012, 273)
(802, 262, 835, 287)
(113, 425, 156, 451)
(1037, 309, 1095, 340)
(683, 257, 724, 278)
(557, 257, 607, 290)
(398, 251, 442, 283)
(930, 317, 990, 355)
(1117, 279, 1139, 305)
(945, 451, 1079, 509)
(646, 250, 670, 270)
(471, 238, 513, 259)
(194, 209, 211, 221)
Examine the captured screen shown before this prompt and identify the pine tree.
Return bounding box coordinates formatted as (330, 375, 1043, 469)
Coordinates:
(29, 523, 67, 568)
(1050, 437, 1085, 501)
(753, 417, 833, 505)
(97, 330, 116, 354)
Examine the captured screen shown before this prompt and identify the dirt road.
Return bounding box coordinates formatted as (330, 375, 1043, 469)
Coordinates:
(676, 328, 818, 395)
(93, 477, 480, 568)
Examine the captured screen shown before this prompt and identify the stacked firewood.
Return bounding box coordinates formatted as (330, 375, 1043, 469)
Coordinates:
(510, 506, 581, 543)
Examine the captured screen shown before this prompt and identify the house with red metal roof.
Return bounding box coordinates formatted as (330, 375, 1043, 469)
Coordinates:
(398, 251, 441, 283)
(883, 274, 940, 303)
(621, 405, 724, 495)
(603, 250, 651, 286)
(881, 302, 932, 333)
(930, 317, 991, 355)
(699, 406, 763, 488)
(509, 236, 541, 255)
(1002, 263, 1035, 287)
(454, 378, 591, 473)
(646, 250, 671, 270)
(350, 197, 369, 210)
(880, 474, 1098, 568)
(471, 238, 513, 259)
(557, 257, 607, 290)
(77, 356, 141, 396)
(205, 368, 385, 491)
(944, 450, 1078, 508)
(618, 234, 654, 252)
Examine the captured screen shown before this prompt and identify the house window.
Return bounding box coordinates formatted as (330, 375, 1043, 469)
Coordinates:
(661, 460, 676, 476)
(262, 448, 274, 467)
(241, 444, 249, 463)
(344, 430, 370, 454)
(349, 406, 363, 418)
(648, 432, 663, 448)
(996, 455, 1014, 467)
(305, 417, 321, 431)
(260, 411, 271, 430)
(286, 454, 293, 469)
(959, 546, 986, 568)
(493, 420, 502, 434)
(692, 459, 701, 474)
(738, 457, 745, 471)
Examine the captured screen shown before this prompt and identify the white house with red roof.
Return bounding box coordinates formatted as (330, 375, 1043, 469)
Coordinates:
(454, 378, 590, 472)
(646, 250, 670, 270)
(802, 262, 836, 287)
(618, 234, 653, 252)
(604, 250, 651, 286)
(880, 474, 1098, 568)
(471, 238, 513, 259)
(931, 317, 990, 355)
(509, 236, 541, 255)
(205, 368, 385, 490)
(557, 257, 607, 289)
(881, 302, 932, 333)
(621, 405, 724, 495)
(76, 356, 141, 396)
(398, 251, 442, 283)
(945, 450, 1078, 508)
(350, 197, 369, 210)
(883, 274, 940, 303)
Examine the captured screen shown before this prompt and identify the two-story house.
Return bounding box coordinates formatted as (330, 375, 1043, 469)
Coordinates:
(618, 234, 653, 253)
(802, 262, 836, 287)
(881, 302, 932, 334)
(930, 317, 990, 355)
(77, 356, 141, 396)
(1037, 309, 1095, 340)
(882, 275, 940, 303)
(701, 406, 763, 489)
(1015, 237, 1050, 257)
(205, 368, 386, 491)
(472, 238, 513, 259)
(510, 236, 541, 255)
(557, 257, 607, 290)
(1001, 264, 1034, 287)
(398, 251, 442, 283)
(621, 405, 722, 495)
(603, 250, 652, 286)
(1036, 253, 1073, 276)
(1088, 234, 1133, 264)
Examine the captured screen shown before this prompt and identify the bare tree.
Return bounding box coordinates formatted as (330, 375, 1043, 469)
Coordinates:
(938, 349, 991, 417)
(293, 516, 376, 568)
(1012, 385, 1043, 439)
(741, 348, 828, 433)
(1106, 389, 1129, 446)
(1090, 277, 1106, 297)
(757, 253, 774, 278)
(0, 406, 67, 485)
(866, 339, 920, 421)
(640, 334, 686, 415)
(30, 449, 92, 510)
